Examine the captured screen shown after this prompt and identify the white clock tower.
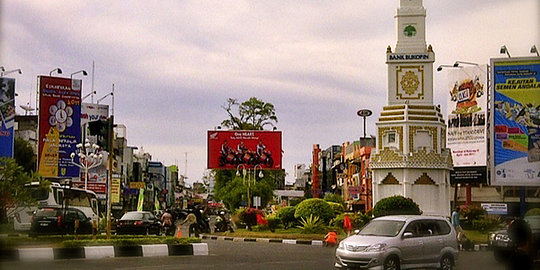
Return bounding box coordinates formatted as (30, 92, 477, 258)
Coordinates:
(370, 0, 453, 216)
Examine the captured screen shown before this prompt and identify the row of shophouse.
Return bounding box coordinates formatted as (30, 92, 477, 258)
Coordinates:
(14, 115, 194, 217)
(296, 133, 540, 216)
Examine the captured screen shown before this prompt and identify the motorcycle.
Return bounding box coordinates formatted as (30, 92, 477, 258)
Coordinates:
(214, 211, 235, 233)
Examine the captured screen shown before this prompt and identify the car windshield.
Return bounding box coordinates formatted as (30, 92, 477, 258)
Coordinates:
(121, 212, 144, 220)
(358, 220, 405, 237)
(36, 208, 60, 217)
(525, 216, 540, 229)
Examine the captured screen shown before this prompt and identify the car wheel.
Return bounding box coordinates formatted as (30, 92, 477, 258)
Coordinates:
(383, 255, 400, 270)
(439, 254, 454, 270)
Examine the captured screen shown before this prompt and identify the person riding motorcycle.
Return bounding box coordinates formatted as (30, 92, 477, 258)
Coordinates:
(215, 210, 234, 233)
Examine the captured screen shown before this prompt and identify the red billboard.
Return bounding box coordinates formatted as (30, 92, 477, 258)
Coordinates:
(207, 130, 282, 169)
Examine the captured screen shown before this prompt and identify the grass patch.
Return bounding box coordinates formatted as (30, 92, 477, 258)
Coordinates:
(0, 234, 201, 248)
(214, 228, 329, 240)
(463, 230, 489, 244)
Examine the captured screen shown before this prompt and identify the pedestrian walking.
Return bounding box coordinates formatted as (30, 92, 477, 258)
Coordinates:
(179, 212, 198, 237)
(343, 215, 352, 236)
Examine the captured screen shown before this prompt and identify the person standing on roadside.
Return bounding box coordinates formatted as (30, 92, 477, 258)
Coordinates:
(343, 215, 352, 236)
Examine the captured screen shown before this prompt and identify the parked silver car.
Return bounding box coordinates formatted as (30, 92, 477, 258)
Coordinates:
(335, 215, 459, 270)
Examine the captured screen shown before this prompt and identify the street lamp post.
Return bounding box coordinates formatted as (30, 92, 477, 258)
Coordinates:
(253, 165, 264, 208)
(236, 164, 265, 209)
(70, 140, 103, 190)
(236, 164, 250, 207)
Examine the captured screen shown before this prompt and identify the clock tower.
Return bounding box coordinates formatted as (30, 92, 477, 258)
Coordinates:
(370, 0, 453, 216)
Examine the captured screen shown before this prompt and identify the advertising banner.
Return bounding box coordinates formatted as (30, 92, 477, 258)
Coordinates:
(446, 65, 488, 167)
(111, 176, 121, 203)
(0, 78, 16, 158)
(81, 103, 109, 195)
(490, 57, 540, 186)
(38, 76, 82, 178)
(207, 130, 282, 169)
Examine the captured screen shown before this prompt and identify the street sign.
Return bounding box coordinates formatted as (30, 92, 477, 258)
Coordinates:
(357, 109, 373, 117)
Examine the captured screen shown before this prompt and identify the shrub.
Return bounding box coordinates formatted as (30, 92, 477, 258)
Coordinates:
(265, 214, 281, 232)
(525, 208, 540, 216)
(237, 208, 259, 229)
(297, 215, 326, 234)
(460, 205, 486, 229)
(294, 198, 335, 224)
(333, 213, 371, 230)
(289, 197, 305, 207)
(372, 196, 421, 217)
(327, 202, 345, 215)
(324, 193, 345, 205)
(472, 217, 501, 233)
(277, 206, 297, 229)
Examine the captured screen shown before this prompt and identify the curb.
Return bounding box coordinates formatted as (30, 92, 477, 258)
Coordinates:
(201, 235, 324, 246)
(0, 243, 208, 261)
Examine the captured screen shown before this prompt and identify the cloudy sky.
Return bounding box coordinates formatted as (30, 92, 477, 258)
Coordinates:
(1, 1, 538, 185)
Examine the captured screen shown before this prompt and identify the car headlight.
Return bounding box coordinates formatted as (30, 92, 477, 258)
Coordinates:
(364, 243, 387, 252)
(489, 233, 496, 241)
(338, 241, 345, 250)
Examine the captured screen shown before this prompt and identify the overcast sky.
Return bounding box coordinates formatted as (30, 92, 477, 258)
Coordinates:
(1, 1, 538, 185)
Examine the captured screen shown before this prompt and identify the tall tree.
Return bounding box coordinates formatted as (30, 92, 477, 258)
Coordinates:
(221, 97, 278, 130)
(0, 158, 48, 222)
(14, 137, 37, 173)
(214, 97, 280, 209)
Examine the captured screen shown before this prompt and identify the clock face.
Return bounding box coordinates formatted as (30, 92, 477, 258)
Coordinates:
(404, 25, 417, 37)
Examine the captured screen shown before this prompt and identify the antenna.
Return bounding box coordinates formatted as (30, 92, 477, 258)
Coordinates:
(184, 152, 188, 179)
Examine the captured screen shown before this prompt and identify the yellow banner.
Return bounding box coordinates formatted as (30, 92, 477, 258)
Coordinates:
(111, 177, 121, 203)
(129, 182, 146, 189)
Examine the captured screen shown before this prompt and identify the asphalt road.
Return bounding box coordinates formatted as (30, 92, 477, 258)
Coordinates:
(0, 240, 519, 270)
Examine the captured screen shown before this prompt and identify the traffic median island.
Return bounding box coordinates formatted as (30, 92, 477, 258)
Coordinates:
(0, 235, 207, 261)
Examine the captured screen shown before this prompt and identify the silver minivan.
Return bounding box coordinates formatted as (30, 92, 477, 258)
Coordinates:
(335, 215, 459, 270)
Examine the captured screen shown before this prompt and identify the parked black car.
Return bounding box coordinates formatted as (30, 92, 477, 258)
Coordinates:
(29, 207, 93, 237)
(116, 211, 161, 235)
(489, 216, 540, 263)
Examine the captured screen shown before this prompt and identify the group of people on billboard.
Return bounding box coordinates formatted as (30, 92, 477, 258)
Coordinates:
(219, 139, 273, 167)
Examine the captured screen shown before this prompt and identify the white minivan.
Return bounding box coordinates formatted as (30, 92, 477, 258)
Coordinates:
(335, 215, 459, 270)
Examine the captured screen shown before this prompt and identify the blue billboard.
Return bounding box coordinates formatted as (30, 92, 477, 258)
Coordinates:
(0, 78, 16, 158)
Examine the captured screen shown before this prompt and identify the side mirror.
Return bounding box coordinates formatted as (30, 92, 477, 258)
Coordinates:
(403, 232, 414, 238)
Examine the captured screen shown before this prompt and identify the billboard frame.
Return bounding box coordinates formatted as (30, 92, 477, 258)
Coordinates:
(207, 130, 282, 170)
(489, 56, 540, 186)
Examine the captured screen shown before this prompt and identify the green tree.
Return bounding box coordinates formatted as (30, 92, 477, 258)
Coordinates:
(0, 158, 48, 222)
(214, 169, 277, 210)
(213, 97, 279, 209)
(221, 97, 278, 130)
(14, 137, 36, 173)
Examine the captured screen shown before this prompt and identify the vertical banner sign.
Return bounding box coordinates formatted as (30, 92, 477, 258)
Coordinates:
(207, 130, 282, 169)
(0, 78, 16, 158)
(446, 65, 488, 166)
(38, 76, 82, 178)
(137, 189, 145, 211)
(111, 176, 121, 203)
(77, 103, 109, 197)
(490, 57, 540, 186)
